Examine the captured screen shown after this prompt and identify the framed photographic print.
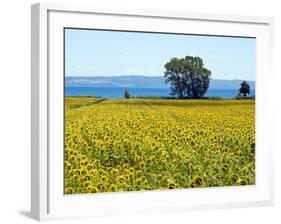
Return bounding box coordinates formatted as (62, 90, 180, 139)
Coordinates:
(31, 2, 274, 221)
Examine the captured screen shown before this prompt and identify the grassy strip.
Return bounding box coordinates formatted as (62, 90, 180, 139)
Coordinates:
(65, 98, 106, 110)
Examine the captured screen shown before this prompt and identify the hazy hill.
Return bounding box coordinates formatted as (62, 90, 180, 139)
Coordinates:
(65, 76, 255, 90)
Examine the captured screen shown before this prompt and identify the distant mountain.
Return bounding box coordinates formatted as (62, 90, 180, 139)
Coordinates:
(209, 79, 255, 89)
(65, 76, 255, 90)
(65, 76, 168, 88)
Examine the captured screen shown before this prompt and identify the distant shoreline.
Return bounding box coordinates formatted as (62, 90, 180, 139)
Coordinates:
(65, 96, 255, 100)
(65, 86, 255, 100)
(65, 76, 255, 91)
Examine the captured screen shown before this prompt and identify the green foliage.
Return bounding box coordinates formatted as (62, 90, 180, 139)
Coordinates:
(164, 56, 211, 99)
(64, 97, 104, 110)
(202, 96, 224, 100)
(239, 81, 250, 97)
(124, 89, 130, 99)
(236, 95, 255, 100)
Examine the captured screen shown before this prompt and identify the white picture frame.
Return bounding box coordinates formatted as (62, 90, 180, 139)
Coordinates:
(31, 2, 274, 221)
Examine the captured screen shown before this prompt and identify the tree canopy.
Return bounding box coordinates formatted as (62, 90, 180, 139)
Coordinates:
(239, 81, 250, 97)
(164, 56, 211, 99)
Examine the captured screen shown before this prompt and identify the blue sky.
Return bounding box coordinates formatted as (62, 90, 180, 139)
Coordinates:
(65, 29, 256, 81)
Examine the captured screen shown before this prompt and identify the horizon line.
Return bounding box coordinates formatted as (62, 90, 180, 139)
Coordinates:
(65, 75, 255, 82)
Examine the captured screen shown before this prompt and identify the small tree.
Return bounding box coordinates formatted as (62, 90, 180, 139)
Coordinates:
(124, 89, 130, 99)
(239, 81, 250, 97)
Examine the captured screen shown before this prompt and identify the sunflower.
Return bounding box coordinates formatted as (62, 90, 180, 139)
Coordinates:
(126, 185, 133, 191)
(100, 175, 108, 183)
(116, 175, 125, 185)
(111, 168, 118, 176)
(109, 184, 117, 192)
(135, 170, 142, 179)
(97, 182, 106, 191)
(86, 186, 99, 194)
(65, 187, 74, 194)
(135, 178, 142, 186)
(87, 164, 94, 171)
(129, 167, 134, 174)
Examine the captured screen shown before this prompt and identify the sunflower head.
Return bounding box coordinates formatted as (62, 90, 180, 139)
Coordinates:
(87, 164, 93, 171)
(189, 176, 203, 188)
(109, 184, 117, 192)
(84, 181, 91, 187)
(136, 170, 142, 179)
(87, 186, 99, 194)
(84, 175, 92, 181)
(111, 168, 118, 176)
(231, 174, 239, 183)
(97, 182, 106, 191)
(123, 164, 129, 169)
(65, 187, 74, 194)
(126, 185, 133, 191)
(129, 167, 134, 174)
(135, 178, 142, 186)
(168, 183, 176, 189)
(81, 169, 87, 176)
(195, 177, 203, 185)
(238, 179, 248, 186)
(139, 161, 145, 168)
(116, 175, 125, 185)
(222, 164, 228, 172)
(98, 168, 106, 176)
(74, 169, 80, 176)
(100, 175, 108, 183)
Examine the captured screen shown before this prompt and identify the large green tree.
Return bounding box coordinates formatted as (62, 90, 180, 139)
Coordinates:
(239, 81, 250, 97)
(164, 56, 211, 99)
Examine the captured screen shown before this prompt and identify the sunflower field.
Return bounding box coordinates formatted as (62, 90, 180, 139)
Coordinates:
(65, 97, 103, 110)
(64, 98, 255, 194)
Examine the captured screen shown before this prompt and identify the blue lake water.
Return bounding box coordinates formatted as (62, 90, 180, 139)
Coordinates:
(65, 86, 255, 99)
